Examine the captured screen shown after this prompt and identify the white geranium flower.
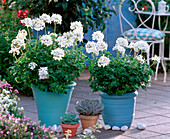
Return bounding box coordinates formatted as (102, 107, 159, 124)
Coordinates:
(40, 35, 53, 46)
(21, 18, 32, 28)
(51, 48, 65, 61)
(112, 45, 125, 55)
(72, 29, 84, 42)
(127, 42, 135, 49)
(51, 14, 62, 24)
(96, 41, 108, 51)
(136, 55, 145, 64)
(85, 41, 99, 55)
(92, 31, 104, 41)
(28, 62, 38, 70)
(40, 13, 51, 23)
(116, 37, 128, 47)
(16, 29, 27, 40)
(38, 67, 49, 80)
(56, 32, 74, 48)
(134, 41, 149, 53)
(151, 55, 161, 63)
(9, 48, 20, 55)
(98, 55, 110, 67)
(70, 21, 83, 31)
(32, 18, 45, 31)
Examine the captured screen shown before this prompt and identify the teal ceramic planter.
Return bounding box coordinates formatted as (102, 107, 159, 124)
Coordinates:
(100, 91, 138, 128)
(31, 82, 76, 127)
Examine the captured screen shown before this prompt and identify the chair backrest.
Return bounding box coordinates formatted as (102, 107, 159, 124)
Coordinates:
(119, 0, 156, 41)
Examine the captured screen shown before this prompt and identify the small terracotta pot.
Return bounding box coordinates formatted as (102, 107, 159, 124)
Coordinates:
(60, 123, 79, 137)
(79, 115, 99, 130)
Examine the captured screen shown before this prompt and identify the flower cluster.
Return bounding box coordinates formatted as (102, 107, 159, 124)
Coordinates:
(40, 34, 53, 46)
(51, 48, 65, 61)
(9, 29, 27, 55)
(21, 13, 62, 32)
(0, 109, 56, 138)
(56, 21, 84, 48)
(28, 62, 38, 70)
(86, 31, 107, 54)
(17, 9, 28, 19)
(38, 67, 49, 80)
(98, 56, 111, 67)
(0, 81, 23, 118)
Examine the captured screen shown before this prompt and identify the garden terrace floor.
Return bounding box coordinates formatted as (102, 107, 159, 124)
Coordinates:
(19, 70, 170, 139)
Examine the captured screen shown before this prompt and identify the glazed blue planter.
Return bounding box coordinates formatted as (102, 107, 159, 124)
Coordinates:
(31, 82, 76, 127)
(100, 91, 138, 128)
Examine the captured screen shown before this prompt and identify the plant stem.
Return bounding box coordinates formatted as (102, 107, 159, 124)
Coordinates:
(54, 23, 56, 33)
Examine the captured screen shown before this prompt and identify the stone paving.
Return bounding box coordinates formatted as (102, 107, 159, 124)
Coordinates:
(19, 70, 170, 139)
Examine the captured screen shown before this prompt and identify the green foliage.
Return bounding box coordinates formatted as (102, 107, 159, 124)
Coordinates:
(88, 52, 153, 96)
(0, 7, 32, 95)
(75, 100, 104, 116)
(60, 114, 80, 125)
(14, 0, 115, 33)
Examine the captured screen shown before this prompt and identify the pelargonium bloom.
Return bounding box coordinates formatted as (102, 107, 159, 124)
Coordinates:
(151, 55, 161, 63)
(70, 21, 83, 31)
(98, 55, 110, 67)
(92, 31, 104, 41)
(21, 18, 32, 28)
(136, 55, 145, 64)
(51, 48, 65, 61)
(116, 37, 128, 47)
(40, 13, 51, 24)
(32, 18, 45, 31)
(96, 41, 108, 51)
(51, 14, 62, 24)
(134, 41, 149, 53)
(28, 62, 38, 70)
(38, 67, 49, 80)
(112, 44, 125, 55)
(40, 35, 53, 46)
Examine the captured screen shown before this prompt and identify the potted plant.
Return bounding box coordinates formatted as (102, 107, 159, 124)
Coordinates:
(10, 13, 87, 126)
(86, 31, 159, 128)
(75, 100, 104, 130)
(60, 114, 80, 137)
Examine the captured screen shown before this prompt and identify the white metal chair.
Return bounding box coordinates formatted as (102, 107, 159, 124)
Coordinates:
(119, 0, 167, 83)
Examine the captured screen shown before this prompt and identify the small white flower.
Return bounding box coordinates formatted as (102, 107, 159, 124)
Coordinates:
(96, 41, 108, 51)
(136, 55, 145, 64)
(134, 41, 149, 53)
(85, 41, 99, 56)
(98, 55, 110, 67)
(92, 31, 104, 41)
(70, 21, 83, 31)
(40, 13, 51, 23)
(112, 45, 125, 55)
(32, 18, 45, 31)
(127, 42, 135, 49)
(151, 55, 161, 63)
(72, 29, 84, 42)
(9, 48, 20, 55)
(38, 67, 49, 80)
(28, 62, 38, 70)
(21, 18, 32, 28)
(56, 32, 74, 48)
(51, 14, 62, 24)
(16, 29, 27, 40)
(51, 48, 65, 61)
(116, 37, 128, 47)
(40, 35, 53, 46)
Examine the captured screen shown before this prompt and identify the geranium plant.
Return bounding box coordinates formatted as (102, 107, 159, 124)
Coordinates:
(10, 13, 87, 94)
(87, 31, 159, 95)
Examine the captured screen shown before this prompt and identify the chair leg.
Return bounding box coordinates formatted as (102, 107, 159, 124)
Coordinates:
(154, 43, 161, 80)
(160, 41, 167, 82)
(147, 48, 151, 87)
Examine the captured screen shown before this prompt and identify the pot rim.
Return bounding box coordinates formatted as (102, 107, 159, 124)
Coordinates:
(79, 114, 99, 119)
(60, 123, 79, 127)
(100, 91, 138, 99)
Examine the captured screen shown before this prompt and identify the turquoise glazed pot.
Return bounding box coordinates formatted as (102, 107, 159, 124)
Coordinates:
(100, 91, 138, 128)
(31, 82, 76, 127)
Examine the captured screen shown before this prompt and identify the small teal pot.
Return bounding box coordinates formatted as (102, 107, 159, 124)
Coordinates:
(31, 82, 76, 127)
(100, 91, 138, 128)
